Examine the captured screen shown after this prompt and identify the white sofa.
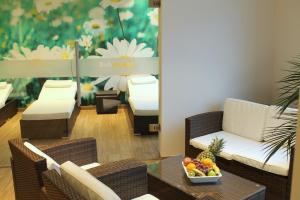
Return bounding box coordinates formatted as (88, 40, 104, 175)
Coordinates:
(185, 98, 297, 200)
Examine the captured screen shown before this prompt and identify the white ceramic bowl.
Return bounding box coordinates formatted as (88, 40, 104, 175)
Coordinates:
(182, 162, 222, 183)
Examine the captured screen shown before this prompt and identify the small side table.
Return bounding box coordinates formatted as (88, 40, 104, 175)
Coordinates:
(95, 91, 121, 114)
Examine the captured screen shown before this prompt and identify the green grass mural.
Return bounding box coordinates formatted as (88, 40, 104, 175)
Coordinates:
(0, 0, 159, 107)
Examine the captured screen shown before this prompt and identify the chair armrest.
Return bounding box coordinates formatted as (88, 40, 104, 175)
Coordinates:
(88, 159, 147, 200)
(185, 111, 223, 147)
(41, 138, 97, 166)
(42, 170, 86, 200)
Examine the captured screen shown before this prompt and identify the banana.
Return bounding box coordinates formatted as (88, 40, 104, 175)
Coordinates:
(213, 165, 220, 175)
(193, 169, 206, 176)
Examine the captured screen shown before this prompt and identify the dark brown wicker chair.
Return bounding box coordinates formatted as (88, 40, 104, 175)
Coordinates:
(8, 137, 97, 200)
(42, 159, 148, 200)
(185, 111, 294, 200)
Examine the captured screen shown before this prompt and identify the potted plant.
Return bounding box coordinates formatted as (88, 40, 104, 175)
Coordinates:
(264, 55, 300, 163)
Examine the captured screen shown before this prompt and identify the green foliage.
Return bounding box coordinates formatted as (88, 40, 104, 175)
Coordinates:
(264, 55, 300, 164)
(0, 0, 159, 106)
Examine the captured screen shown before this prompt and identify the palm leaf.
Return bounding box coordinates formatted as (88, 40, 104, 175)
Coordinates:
(263, 113, 297, 164)
(263, 55, 300, 163)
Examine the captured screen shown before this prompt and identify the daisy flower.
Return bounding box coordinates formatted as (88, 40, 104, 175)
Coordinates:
(148, 8, 159, 26)
(83, 19, 106, 37)
(100, 0, 134, 9)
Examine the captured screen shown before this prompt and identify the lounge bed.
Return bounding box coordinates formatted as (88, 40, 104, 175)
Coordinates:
(127, 76, 159, 135)
(0, 82, 18, 126)
(20, 80, 79, 139)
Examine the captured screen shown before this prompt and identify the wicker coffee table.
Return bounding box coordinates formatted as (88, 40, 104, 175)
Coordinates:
(147, 156, 266, 200)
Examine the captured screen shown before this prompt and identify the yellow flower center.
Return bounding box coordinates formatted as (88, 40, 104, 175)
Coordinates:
(111, 0, 122, 3)
(82, 84, 93, 92)
(61, 52, 70, 59)
(154, 14, 159, 22)
(45, 1, 53, 6)
(92, 23, 101, 29)
(119, 55, 129, 59)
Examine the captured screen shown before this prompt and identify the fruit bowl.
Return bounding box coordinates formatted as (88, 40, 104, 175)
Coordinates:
(182, 157, 222, 184)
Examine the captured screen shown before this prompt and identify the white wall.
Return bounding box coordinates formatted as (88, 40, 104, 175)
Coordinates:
(160, 0, 275, 156)
(272, 0, 300, 100)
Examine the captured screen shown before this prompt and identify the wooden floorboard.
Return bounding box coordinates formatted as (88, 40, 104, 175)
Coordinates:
(0, 107, 159, 200)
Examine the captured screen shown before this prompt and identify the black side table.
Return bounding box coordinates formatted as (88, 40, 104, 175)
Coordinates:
(95, 91, 121, 114)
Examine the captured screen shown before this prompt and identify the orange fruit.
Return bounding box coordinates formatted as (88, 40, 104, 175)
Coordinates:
(201, 158, 214, 168)
(186, 163, 196, 171)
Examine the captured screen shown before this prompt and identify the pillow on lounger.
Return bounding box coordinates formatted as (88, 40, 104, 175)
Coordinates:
(61, 161, 121, 200)
(44, 80, 73, 88)
(0, 82, 7, 89)
(130, 76, 157, 85)
(24, 142, 61, 175)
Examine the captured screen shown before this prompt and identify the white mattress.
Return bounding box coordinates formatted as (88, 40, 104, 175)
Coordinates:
(127, 77, 159, 116)
(0, 84, 13, 109)
(38, 82, 77, 101)
(22, 99, 76, 120)
(128, 97, 159, 116)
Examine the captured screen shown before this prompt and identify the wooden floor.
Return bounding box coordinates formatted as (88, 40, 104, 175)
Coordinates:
(0, 106, 160, 200)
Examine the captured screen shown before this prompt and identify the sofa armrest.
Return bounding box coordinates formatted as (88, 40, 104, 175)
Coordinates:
(186, 111, 223, 139)
(42, 170, 86, 200)
(41, 138, 97, 166)
(185, 111, 223, 152)
(88, 159, 147, 200)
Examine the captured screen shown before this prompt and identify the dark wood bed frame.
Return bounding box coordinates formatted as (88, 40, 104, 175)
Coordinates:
(0, 98, 18, 126)
(20, 104, 80, 139)
(127, 104, 158, 135)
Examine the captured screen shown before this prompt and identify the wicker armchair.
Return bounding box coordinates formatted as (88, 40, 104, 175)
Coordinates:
(8, 137, 97, 200)
(185, 111, 294, 200)
(42, 159, 148, 200)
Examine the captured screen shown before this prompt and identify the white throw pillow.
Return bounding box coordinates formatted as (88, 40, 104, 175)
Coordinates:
(0, 82, 7, 89)
(130, 76, 156, 85)
(222, 98, 269, 141)
(61, 161, 121, 200)
(44, 80, 73, 88)
(24, 142, 61, 175)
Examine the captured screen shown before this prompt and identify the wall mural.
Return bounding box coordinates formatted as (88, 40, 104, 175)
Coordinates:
(0, 0, 159, 107)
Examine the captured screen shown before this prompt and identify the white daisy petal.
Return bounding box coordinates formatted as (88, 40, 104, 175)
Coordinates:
(104, 76, 121, 91)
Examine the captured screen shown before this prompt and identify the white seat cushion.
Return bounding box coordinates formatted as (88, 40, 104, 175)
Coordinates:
(0, 82, 7, 89)
(0, 84, 13, 109)
(128, 97, 159, 116)
(190, 131, 260, 160)
(132, 194, 159, 200)
(81, 162, 101, 170)
(127, 78, 158, 100)
(222, 98, 269, 141)
(38, 81, 77, 101)
(24, 142, 61, 175)
(232, 146, 290, 176)
(22, 99, 76, 120)
(190, 131, 290, 176)
(61, 161, 121, 200)
(44, 80, 73, 88)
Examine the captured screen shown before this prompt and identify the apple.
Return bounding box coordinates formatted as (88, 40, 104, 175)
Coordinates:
(183, 157, 192, 166)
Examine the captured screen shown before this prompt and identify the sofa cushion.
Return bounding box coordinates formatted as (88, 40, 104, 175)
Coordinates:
(223, 98, 269, 141)
(24, 142, 61, 175)
(190, 131, 260, 160)
(264, 106, 298, 133)
(61, 161, 121, 200)
(132, 194, 159, 200)
(232, 146, 290, 176)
